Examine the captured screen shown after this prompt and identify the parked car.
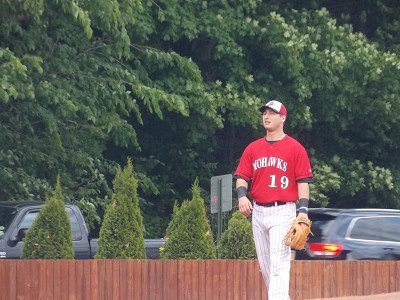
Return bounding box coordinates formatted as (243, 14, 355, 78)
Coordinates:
(0, 201, 166, 259)
(295, 208, 400, 260)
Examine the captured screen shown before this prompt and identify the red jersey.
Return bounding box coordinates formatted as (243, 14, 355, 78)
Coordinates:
(235, 135, 313, 203)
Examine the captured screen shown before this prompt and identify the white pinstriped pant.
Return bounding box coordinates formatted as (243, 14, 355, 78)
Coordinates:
(252, 202, 296, 300)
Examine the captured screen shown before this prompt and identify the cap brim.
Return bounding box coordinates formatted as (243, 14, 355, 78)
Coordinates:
(259, 106, 279, 114)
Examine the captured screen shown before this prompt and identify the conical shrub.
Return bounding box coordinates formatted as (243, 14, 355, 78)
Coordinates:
(95, 159, 146, 259)
(161, 179, 216, 259)
(22, 177, 74, 259)
(217, 211, 256, 259)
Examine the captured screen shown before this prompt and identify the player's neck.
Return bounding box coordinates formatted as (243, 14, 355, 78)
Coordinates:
(265, 130, 285, 142)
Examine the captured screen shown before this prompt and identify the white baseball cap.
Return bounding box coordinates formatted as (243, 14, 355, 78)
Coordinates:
(259, 100, 287, 116)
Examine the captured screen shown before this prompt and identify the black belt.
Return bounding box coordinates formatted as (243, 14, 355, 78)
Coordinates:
(254, 201, 287, 207)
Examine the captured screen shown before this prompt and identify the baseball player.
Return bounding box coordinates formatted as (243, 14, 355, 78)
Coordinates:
(234, 100, 313, 300)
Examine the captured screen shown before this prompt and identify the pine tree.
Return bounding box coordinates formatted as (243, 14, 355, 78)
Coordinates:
(217, 211, 256, 259)
(22, 177, 74, 259)
(95, 159, 146, 259)
(161, 179, 216, 259)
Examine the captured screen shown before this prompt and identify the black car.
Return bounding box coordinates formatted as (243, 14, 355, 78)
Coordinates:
(295, 208, 400, 260)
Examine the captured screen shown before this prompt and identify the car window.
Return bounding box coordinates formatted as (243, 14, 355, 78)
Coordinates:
(19, 210, 40, 229)
(0, 206, 18, 238)
(68, 209, 82, 241)
(18, 208, 82, 241)
(307, 213, 337, 241)
(349, 216, 400, 242)
(381, 217, 400, 242)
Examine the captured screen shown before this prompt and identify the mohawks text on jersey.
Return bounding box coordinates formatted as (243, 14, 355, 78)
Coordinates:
(253, 156, 287, 172)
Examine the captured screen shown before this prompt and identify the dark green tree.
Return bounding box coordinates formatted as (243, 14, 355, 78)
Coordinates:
(217, 211, 256, 259)
(161, 179, 216, 259)
(95, 159, 146, 259)
(22, 177, 74, 259)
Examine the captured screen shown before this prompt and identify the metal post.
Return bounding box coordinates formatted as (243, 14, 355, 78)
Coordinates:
(217, 178, 222, 258)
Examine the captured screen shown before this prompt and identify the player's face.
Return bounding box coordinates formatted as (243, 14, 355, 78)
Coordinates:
(262, 109, 285, 130)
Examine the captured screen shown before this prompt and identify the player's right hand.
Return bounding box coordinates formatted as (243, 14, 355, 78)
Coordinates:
(238, 196, 253, 217)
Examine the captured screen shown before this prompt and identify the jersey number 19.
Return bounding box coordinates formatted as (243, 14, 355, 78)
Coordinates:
(269, 175, 289, 189)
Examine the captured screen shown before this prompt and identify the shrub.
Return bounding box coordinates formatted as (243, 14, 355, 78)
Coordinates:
(22, 177, 74, 259)
(95, 159, 146, 259)
(217, 211, 256, 259)
(161, 179, 216, 259)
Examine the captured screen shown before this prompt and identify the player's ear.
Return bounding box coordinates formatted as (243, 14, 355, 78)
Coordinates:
(281, 115, 286, 123)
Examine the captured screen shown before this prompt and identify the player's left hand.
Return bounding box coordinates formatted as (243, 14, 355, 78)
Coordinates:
(284, 214, 313, 250)
(297, 212, 309, 229)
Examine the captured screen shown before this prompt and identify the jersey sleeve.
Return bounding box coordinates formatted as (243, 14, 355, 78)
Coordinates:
(294, 145, 313, 181)
(234, 145, 253, 181)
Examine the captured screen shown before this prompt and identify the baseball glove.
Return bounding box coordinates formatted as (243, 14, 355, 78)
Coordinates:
(284, 216, 313, 250)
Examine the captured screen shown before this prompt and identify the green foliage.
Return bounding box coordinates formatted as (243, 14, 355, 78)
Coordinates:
(0, 0, 209, 231)
(309, 156, 342, 207)
(161, 179, 216, 259)
(22, 177, 74, 259)
(217, 211, 256, 259)
(95, 159, 146, 259)
(76, 197, 107, 235)
(132, 1, 400, 216)
(1, 0, 400, 238)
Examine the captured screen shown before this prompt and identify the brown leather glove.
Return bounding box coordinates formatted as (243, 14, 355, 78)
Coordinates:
(284, 216, 313, 250)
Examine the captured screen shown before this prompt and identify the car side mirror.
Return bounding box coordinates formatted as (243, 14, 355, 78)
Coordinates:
(10, 228, 29, 243)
